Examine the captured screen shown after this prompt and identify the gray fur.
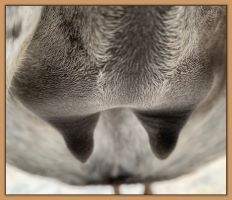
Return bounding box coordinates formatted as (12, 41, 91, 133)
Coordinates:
(7, 6, 226, 185)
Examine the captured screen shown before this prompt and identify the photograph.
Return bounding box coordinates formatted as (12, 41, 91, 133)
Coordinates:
(5, 5, 227, 195)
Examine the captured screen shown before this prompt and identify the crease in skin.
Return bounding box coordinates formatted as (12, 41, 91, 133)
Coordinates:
(6, 6, 226, 181)
(10, 6, 225, 162)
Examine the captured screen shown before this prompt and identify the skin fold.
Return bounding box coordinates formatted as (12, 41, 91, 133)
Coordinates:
(6, 6, 226, 186)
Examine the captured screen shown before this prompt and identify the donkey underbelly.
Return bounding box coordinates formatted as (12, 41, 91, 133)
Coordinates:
(6, 85, 226, 185)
